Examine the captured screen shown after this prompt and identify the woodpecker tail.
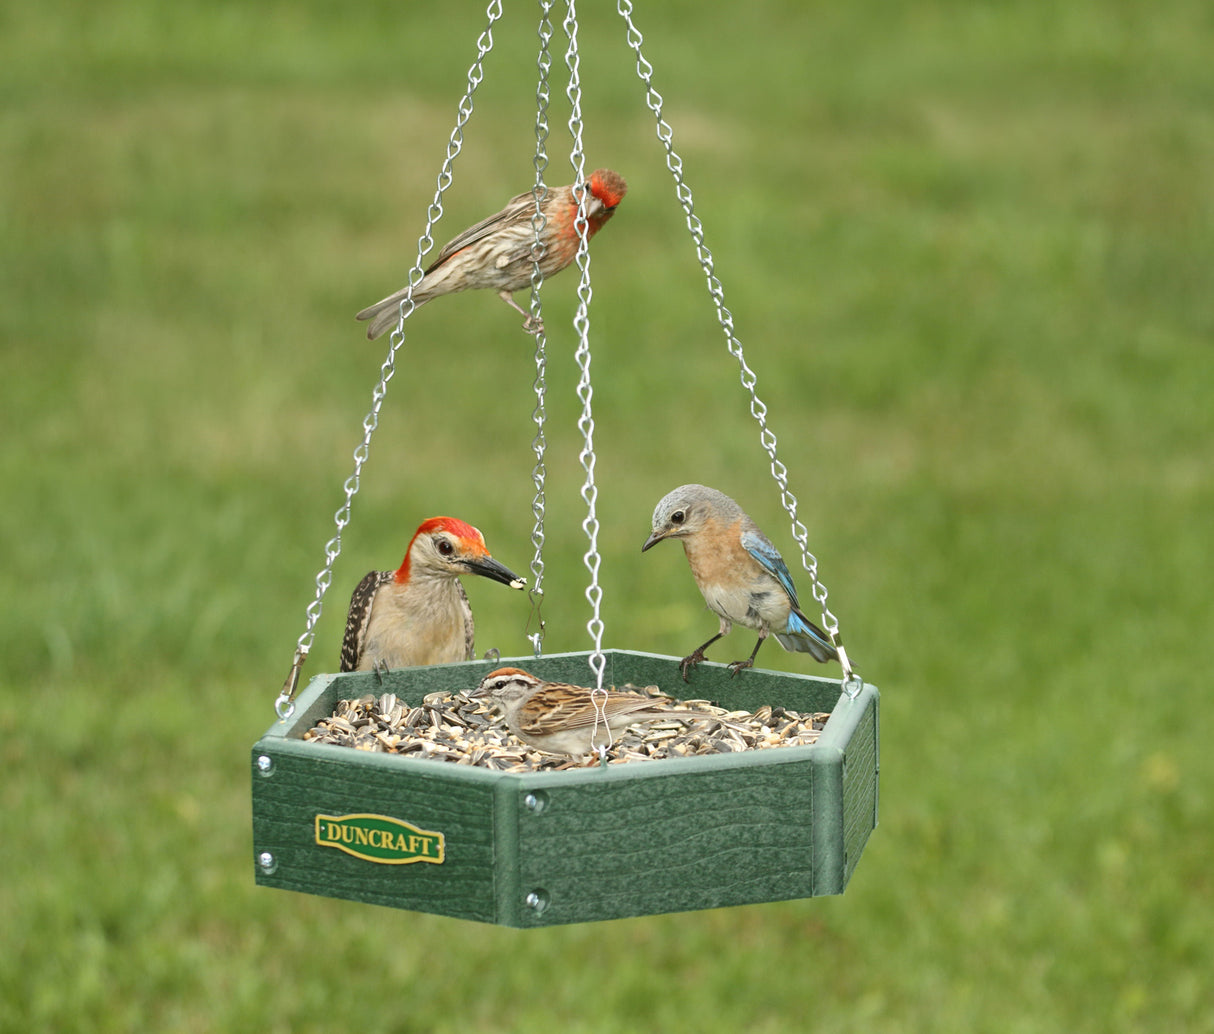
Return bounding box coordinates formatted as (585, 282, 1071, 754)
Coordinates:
(773, 608, 838, 663)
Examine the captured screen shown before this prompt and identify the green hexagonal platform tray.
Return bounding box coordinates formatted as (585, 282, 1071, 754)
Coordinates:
(251, 649, 878, 927)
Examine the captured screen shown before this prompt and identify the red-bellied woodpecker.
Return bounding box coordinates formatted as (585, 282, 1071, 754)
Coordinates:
(339, 516, 525, 673)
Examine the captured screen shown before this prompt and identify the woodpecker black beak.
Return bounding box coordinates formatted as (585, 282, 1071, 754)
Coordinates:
(641, 530, 666, 552)
(463, 555, 527, 589)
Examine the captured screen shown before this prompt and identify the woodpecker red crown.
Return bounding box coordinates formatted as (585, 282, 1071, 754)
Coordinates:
(395, 516, 487, 583)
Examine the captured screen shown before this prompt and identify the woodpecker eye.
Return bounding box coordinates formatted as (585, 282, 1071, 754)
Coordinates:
(437, 538, 455, 557)
(671, 510, 686, 525)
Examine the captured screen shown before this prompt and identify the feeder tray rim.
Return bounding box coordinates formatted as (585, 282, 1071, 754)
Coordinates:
(258, 648, 876, 787)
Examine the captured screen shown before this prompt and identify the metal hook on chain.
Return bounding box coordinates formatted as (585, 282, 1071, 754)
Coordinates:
(274, 647, 306, 721)
(590, 685, 613, 756)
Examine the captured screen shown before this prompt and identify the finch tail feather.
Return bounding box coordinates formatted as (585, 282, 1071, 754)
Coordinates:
(356, 289, 431, 340)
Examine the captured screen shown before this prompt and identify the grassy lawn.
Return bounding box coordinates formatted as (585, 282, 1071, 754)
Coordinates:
(2, 0, 1211, 1030)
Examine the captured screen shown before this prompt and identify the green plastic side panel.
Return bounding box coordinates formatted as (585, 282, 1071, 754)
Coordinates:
(252, 739, 504, 922)
(841, 692, 880, 887)
(504, 752, 820, 927)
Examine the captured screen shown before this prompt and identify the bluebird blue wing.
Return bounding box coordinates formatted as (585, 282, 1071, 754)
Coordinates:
(776, 609, 838, 662)
(741, 529, 836, 662)
(740, 529, 802, 609)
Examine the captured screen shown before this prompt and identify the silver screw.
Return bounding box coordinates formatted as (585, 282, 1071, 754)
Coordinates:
(257, 851, 277, 874)
(256, 755, 274, 775)
(523, 790, 548, 814)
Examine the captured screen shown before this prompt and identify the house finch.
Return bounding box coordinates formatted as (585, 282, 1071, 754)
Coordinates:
(356, 168, 627, 339)
(470, 666, 737, 757)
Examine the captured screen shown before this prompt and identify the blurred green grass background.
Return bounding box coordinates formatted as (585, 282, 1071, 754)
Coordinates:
(2, 0, 1211, 1030)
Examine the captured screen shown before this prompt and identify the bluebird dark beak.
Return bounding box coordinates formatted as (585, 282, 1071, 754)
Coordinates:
(463, 556, 527, 589)
(641, 530, 666, 552)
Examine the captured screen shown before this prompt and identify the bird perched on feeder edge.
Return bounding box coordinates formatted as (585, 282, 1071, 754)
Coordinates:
(339, 517, 526, 674)
(471, 666, 734, 757)
(356, 168, 628, 339)
(642, 484, 838, 681)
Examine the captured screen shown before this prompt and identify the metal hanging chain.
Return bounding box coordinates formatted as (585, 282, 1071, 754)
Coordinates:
(563, 0, 610, 719)
(274, 0, 505, 720)
(525, 0, 555, 657)
(616, 0, 859, 695)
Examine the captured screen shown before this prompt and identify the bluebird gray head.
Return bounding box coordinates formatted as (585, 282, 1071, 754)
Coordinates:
(641, 484, 742, 552)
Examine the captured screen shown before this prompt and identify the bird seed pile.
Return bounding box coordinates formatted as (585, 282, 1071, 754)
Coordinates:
(303, 689, 830, 772)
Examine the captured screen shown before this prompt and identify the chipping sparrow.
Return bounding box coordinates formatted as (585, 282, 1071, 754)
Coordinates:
(470, 666, 730, 756)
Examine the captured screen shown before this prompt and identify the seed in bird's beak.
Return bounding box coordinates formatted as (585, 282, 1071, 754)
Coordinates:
(465, 555, 527, 589)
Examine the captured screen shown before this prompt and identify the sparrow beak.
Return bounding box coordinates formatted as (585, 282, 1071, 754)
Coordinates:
(641, 529, 666, 553)
(463, 555, 527, 590)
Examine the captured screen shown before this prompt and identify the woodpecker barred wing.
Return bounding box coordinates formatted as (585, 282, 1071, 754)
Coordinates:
(339, 570, 392, 672)
(456, 580, 476, 662)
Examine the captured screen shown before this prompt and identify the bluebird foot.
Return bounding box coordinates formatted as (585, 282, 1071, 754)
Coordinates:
(679, 648, 708, 682)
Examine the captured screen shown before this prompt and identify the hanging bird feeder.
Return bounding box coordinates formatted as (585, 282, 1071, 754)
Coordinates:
(252, 0, 878, 928)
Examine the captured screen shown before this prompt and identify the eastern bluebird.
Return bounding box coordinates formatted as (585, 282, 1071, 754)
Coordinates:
(642, 484, 838, 681)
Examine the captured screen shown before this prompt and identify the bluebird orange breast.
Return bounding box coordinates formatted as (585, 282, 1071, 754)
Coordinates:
(684, 516, 747, 589)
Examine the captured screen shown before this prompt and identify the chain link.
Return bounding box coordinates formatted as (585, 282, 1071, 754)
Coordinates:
(561, 0, 607, 693)
(525, 0, 556, 658)
(616, 0, 856, 687)
(274, 0, 505, 719)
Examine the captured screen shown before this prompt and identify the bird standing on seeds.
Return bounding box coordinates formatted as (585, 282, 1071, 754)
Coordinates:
(642, 484, 838, 680)
(339, 517, 525, 673)
(355, 168, 628, 339)
(471, 667, 730, 757)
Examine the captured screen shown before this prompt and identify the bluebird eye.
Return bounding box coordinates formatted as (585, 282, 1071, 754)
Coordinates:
(437, 539, 455, 557)
(671, 510, 686, 525)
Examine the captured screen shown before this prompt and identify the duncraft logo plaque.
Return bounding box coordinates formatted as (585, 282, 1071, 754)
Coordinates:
(315, 813, 445, 865)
